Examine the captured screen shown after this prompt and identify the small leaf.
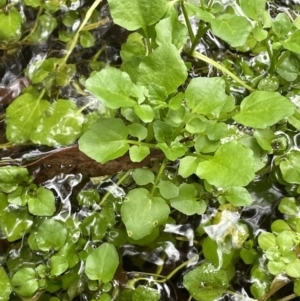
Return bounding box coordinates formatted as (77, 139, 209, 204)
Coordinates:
(157, 142, 186, 161)
(239, 0, 267, 21)
(28, 187, 56, 216)
(233, 91, 295, 129)
(121, 188, 170, 240)
(157, 181, 179, 199)
(134, 104, 154, 123)
(185, 77, 227, 115)
(132, 285, 160, 301)
(278, 197, 298, 215)
(107, 0, 167, 31)
(267, 261, 285, 276)
(258, 232, 276, 250)
(272, 13, 292, 37)
(6, 93, 50, 144)
(79, 31, 95, 48)
(137, 44, 187, 94)
(79, 118, 129, 164)
(85, 243, 119, 283)
(211, 14, 252, 47)
(129, 145, 150, 162)
(196, 141, 255, 187)
(178, 156, 198, 178)
(280, 151, 300, 184)
(282, 30, 300, 54)
(127, 123, 148, 140)
(11, 268, 38, 298)
(50, 255, 69, 276)
(0, 267, 12, 301)
(132, 168, 154, 185)
(285, 259, 300, 278)
(0, 8, 22, 42)
(85, 67, 143, 109)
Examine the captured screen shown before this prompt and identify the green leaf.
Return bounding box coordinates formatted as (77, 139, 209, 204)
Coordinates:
(132, 286, 160, 301)
(129, 145, 150, 162)
(0, 166, 29, 184)
(11, 268, 38, 298)
(170, 184, 206, 215)
(278, 197, 298, 216)
(221, 187, 253, 206)
(7, 186, 25, 206)
(155, 12, 188, 49)
(120, 33, 146, 62)
(157, 180, 179, 199)
(134, 104, 154, 123)
(267, 261, 285, 276)
(294, 278, 300, 296)
(258, 232, 276, 250)
(211, 14, 252, 47)
(79, 31, 95, 48)
(157, 142, 186, 161)
(107, 0, 167, 31)
(85, 67, 142, 109)
(0, 8, 22, 42)
(28, 187, 56, 216)
(30, 99, 84, 146)
(178, 156, 198, 178)
(272, 13, 292, 37)
(132, 168, 154, 185)
(196, 141, 255, 187)
(271, 219, 291, 234)
(282, 30, 300, 53)
(285, 259, 300, 278)
(0, 267, 12, 301)
(6, 93, 50, 144)
(85, 243, 119, 283)
(183, 262, 229, 301)
(153, 120, 173, 142)
(79, 118, 129, 164)
(233, 91, 295, 129)
(50, 255, 69, 276)
(239, 0, 267, 21)
(121, 188, 170, 240)
(185, 77, 227, 116)
(127, 123, 147, 140)
(137, 44, 187, 94)
(253, 129, 275, 152)
(280, 151, 300, 184)
(35, 219, 68, 251)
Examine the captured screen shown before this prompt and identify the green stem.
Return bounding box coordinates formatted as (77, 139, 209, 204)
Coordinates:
(264, 39, 273, 72)
(59, 0, 102, 68)
(143, 27, 152, 54)
(192, 51, 255, 91)
(181, 1, 195, 42)
(189, 22, 209, 55)
(20, 7, 43, 43)
(150, 158, 168, 195)
(99, 170, 130, 206)
(275, 50, 290, 69)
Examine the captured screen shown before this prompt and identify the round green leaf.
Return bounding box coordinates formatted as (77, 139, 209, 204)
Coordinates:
(0, 267, 12, 301)
(267, 261, 285, 276)
(280, 151, 300, 184)
(85, 243, 119, 283)
(286, 259, 300, 278)
(157, 180, 179, 199)
(258, 232, 276, 250)
(50, 255, 69, 276)
(0, 8, 22, 42)
(11, 268, 38, 298)
(28, 187, 56, 216)
(221, 187, 253, 207)
(132, 286, 160, 301)
(129, 145, 150, 162)
(132, 168, 154, 185)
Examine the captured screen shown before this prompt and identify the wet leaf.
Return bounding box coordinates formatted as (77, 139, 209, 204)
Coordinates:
(107, 0, 167, 31)
(132, 285, 160, 301)
(30, 99, 84, 146)
(0, 8, 22, 42)
(6, 93, 50, 144)
(50, 255, 69, 276)
(278, 197, 298, 216)
(221, 187, 253, 207)
(185, 77, 227, 116)
(121, 188, 170, 240)
(11, 268, 38, 298)
(233, 91, 295, 128)
(170, 184, 206, 215)
(0, 267, 12, 301)
(34, 219, 68, 251)
(211, 14, 252, 47)
(196, 141, 255, 187)
(85, 67, 142, 109)
(27, 187, 56, 216)
(183, 262, 229, 301)
(85, 243, 119, 283)
(280, 151, 300, 184)
(79, 118, 129, 164)
(137, 44, 187, 94)
(253, 129, 275, 152)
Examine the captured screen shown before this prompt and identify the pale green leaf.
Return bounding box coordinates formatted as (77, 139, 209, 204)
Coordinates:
(0, 8, 22, 42)
(85, 243, 119, 283)
(239, 0, 267, 21)
(133, 286, 160, 301)
(28, 187, 56, 216)
(280, 151, 300, 184)
(233, 91, 295, 129)
(11, 268, 38, 298)
(134, 104, 154, 123)
(178, 156, 198, 178)
(107, 0, 167, 31)
(0, 267, 12, 301)
(258, 232, 276, 250)
(157, 180, 179, 199)
(196, 141, 255, 187)
(129, 145, 150, 162)
(121, 188, 170, 240)
(79, 118, 129, 164)
(221, 187, 253, 206)
(282, 30, 300, 53)
(50, 255, 69, 276)
(132, 168, 154, 185)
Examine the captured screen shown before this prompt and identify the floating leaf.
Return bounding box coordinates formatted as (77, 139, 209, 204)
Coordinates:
(6, 93, 50, 144)
(211, 14, 252, 47)
(79, 118, 129, 164)
(132, 286, 160, 301)
(27, 187, 56, 216)
(85, 243, 119, 283)
(196, 141, 255, 187)
(183, 262, 229, 301)
(107, 0, 167, 31)
(85, 67, 143, 109)
(137, 44, 187, 94)
(280, 151, 300, 184)
(233, 91, 295, 128)
(185, 77, 227, 116)
(121, 188, 169, 240)
(31, 99, 84, 146)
